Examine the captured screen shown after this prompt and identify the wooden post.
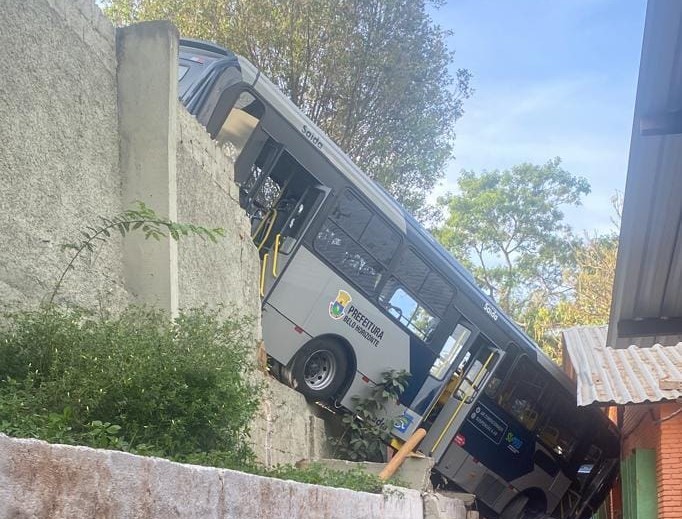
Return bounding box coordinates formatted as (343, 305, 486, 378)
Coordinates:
(379, 428, 427, 481)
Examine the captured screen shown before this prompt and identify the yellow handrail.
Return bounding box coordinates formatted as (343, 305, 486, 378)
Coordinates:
(429, 350, 497, 456)
(260, 253, 269, 297)
(272, 234, 281, 277)
(253, 209, 278, 251)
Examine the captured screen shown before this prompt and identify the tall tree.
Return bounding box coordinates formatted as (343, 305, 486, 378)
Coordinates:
(435, 158, 590, 317)
(522, 195, 621, 360)
(104, 0, 472, 219)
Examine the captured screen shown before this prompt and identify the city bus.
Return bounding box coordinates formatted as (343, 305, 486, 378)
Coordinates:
(178, 38, 620, 519)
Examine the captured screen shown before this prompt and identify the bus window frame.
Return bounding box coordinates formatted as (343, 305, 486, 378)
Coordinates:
(311, 187, 403, 299)
(378, 277, 440, 343)
(430, 322, 473, 380)
(278, 185, 329, 255)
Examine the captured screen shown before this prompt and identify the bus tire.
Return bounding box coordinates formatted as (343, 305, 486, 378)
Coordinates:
(290, 339, 349, 400)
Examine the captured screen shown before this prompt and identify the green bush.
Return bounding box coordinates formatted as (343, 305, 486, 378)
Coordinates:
(331, 369, 410, 462)
(0, 305, 260, 467)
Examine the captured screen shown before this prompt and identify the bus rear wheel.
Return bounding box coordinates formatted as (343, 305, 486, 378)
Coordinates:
(290, 339, 348, 400)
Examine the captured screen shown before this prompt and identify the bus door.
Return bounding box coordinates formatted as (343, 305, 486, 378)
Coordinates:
(421, 335, 503, 463)
(193, 83, 329, 296)
(393, 318, 474, 441)
(241, 138, 328, 298)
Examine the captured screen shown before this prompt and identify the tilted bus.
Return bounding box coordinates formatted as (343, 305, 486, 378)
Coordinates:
(177, 39, 620, 519)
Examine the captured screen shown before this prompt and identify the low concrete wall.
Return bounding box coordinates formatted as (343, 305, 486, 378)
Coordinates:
(0, 435, 423, 519)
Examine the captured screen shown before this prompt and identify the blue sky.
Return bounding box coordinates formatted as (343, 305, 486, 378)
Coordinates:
(434, 0, 647, 234)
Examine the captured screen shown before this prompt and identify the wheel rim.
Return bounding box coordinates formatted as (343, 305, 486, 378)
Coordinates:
(302, 349, 337, 391)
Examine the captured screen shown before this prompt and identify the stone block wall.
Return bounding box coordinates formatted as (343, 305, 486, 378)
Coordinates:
(176, 107, 261, 325)
(249, 377, 332, 467)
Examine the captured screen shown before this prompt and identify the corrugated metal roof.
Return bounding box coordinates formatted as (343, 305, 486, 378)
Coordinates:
(608, 0, 682, 349)
(563, 325, 682, 406)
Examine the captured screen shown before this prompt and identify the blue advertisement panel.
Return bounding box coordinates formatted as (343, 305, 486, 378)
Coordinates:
(456, 394, 535, 481)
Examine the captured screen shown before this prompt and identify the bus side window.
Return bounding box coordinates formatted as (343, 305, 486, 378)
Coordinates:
(394, 249, 454, 316)
(314, 222, 384, 295)
(537, 395, 580, 460)
(314, 190, 398, 296)
(430, 323, 471, 379)
(214, 90, 264, 156)
(496, 356, 548, 431)
(379, 278, 440, 341)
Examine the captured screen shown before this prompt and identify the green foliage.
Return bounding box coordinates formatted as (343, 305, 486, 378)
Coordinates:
(103, 0, 472, 219)
(51, 201, 225, 304)
(0, 305, 260, 467)
(436, 158, 590, 317)
(521, 232, 618, 361)
(332, 369, 410, 462)
(264, 463, 387, 494)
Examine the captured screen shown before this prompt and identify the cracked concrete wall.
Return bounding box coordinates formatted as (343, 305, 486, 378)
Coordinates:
(0, 0, 128, 310)
(249, 377, 332, 467)
(0, 435, 423, 519)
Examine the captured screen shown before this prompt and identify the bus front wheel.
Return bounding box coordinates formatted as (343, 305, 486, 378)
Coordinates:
(290, 339, 348, 400)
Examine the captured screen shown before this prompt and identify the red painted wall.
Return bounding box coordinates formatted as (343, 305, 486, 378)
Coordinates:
(657, 403, 682, 519)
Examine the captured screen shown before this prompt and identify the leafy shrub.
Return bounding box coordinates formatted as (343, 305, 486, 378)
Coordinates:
(0, 305, 260, 467)
(332, 369, 410, 462)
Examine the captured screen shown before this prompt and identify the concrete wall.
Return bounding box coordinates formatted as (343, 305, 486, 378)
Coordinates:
(0, 435, 423, 519)
(0, 0, 331, 472)
(0, 0, 128, 310)
(176, 108, 261, 322)
(249, 377, 331, 467)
